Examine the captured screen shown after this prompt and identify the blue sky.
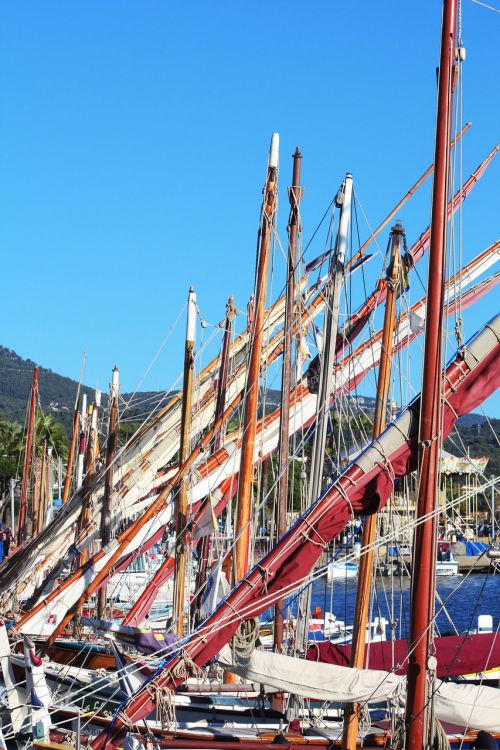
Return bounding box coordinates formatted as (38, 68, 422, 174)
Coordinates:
(1, 1, 499, 415)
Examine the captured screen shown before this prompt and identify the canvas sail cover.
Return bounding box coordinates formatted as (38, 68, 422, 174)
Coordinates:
(306, 633, 500, 678)
(218, 647, 500, 732)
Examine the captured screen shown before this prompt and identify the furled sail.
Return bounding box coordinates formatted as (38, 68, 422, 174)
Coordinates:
(218, 647, 500, 733)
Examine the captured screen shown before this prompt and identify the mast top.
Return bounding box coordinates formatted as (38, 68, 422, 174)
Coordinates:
(269, 132, 279, 169)
(186, 286, 197, 344)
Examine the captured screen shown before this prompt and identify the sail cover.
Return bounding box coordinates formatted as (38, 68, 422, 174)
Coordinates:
(92, 315, 500, 747)
(218, 647, 500, 733)
(306, 633, 500, 678)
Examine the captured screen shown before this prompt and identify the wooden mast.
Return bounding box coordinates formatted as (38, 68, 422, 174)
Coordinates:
(213, 296, 237, 453)
(405, 2, 457, 748)
(97, 366, 120, 619)
(76, 393, 88, 491)
(172, 287, 197, 636)
(62, 360, 85, 504)
(17, 365, 39, 546)
(341, 223, 403, 750)
(233, 133, 279, 585)
(274, 147, 302, 652)
(36, 442, 48, 534)
(296, 174, 353, 652)
(62, 409, 80, 503)
(192, 296, 236, 625)
(78, 392, 100, 566)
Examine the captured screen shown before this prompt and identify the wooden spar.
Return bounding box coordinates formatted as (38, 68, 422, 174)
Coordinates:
(97, 366, 120, 619)
(192, 296, 236, 626)
(17, 366, 38, 546)
(309, 174, 352, 503)
(233, 133, 279, 585)
(76, 393, 88, 491)
(213, 297, 237, 453)
(274, 147, 302, 653)
(31, 454, 40, 535)
(341, 223, 403, 750)
(36, 443, 48, 535)
(172, 287, 197, 636)
(62, 361, 85, 504)
(46, 446, 53, 525)
(296, 173, 353, 652)
(348, 122, 470, 265)
(405, 2, 457, 749)
(62, 409, 79, 503)
(79, 393, 100, 567)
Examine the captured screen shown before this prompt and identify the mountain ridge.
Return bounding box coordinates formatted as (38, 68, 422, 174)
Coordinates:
(1, 345, 498, 475)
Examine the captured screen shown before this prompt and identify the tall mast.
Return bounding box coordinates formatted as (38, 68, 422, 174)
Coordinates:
(274, 147, 302, 653)
(309, 174, 352, 503)
(76, 393, 88, 491)
(192, 296, 236, 626)
(172, 287, 197, 636)
(17, 366, 39, 546)
(62, 360, 85, 504)
(78, 392, 100, 564)
(342, 223, 403, 750)
(46, 446, 53, 526)
(62, 409, 80, 503)
(97, 366, 120, 619)
(233, 133, 279, 584)
(36, 443, 48, 534)
(296, 174, 352, 652)
(405, 2, 458, 749)
(213, 297, 237, 452)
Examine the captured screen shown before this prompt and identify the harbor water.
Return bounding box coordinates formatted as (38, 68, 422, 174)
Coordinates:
(276, 572, 500, 639)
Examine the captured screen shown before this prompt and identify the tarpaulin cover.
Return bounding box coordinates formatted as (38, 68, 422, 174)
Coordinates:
(464, 541, 489, 556)
(306, 633, 500, 678)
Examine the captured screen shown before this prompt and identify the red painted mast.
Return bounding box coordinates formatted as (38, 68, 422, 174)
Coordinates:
(405, 2, 458, 749)
(17, 366, 39, 546)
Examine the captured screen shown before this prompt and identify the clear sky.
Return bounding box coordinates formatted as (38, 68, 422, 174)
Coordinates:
(1, 1, 499, 415)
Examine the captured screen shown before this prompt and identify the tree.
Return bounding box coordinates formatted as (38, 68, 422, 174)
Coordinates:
(0, 417, 23, 479)
(33, 414, 69, 460)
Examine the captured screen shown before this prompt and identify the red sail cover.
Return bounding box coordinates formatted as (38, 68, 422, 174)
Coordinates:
(306, 634, 500, 678)
(92, 316, 500, 749)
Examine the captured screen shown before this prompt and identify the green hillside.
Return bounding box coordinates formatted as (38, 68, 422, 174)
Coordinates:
(1, 345, 499, 480)
(0, 346, 167, 432)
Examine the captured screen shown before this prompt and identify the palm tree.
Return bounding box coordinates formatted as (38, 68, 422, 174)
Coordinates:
(0, 417, 23, 478)
(34, 414, 69, 461)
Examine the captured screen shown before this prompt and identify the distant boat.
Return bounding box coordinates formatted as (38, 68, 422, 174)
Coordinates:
(327, 559, 358, 579)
